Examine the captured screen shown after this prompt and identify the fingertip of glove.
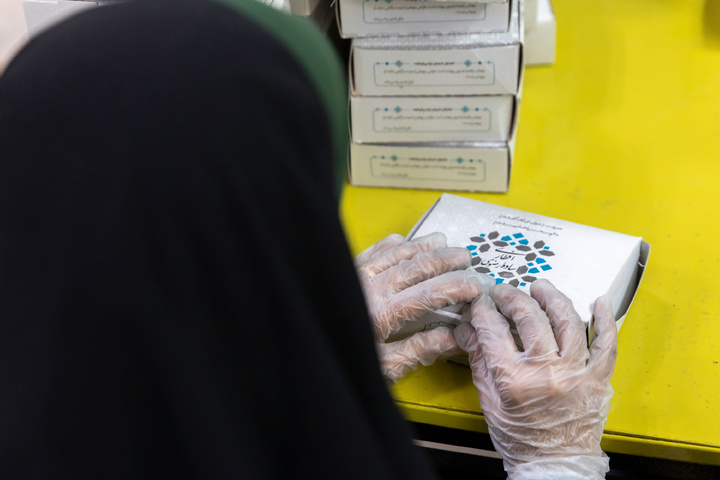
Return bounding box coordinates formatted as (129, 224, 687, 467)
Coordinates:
(415, 232, 448, 249)
(467, 272, 495, 294)
(441, 246, 474, 267)
(528, 278, 562, 298)
(593, 294, 615, 322)
(531, 278, 554, 288)
(453, 322, 475, 351)
(428, 231, 448, 243)
(488, 282, 517, 302)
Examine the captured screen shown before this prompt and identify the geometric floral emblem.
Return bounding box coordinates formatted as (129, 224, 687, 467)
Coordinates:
(465, 231, 555, 288)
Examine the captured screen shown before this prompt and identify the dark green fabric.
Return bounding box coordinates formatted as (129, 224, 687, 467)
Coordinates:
(213, 0, 349, 199)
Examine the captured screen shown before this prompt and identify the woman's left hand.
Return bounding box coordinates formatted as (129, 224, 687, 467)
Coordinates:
(355, 232, 491, 382)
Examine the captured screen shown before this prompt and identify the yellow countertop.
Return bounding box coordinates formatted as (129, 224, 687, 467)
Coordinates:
(340, 0, 720, 465)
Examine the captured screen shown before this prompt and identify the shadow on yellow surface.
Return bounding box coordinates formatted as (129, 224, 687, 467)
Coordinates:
(704, 0, 720, 48)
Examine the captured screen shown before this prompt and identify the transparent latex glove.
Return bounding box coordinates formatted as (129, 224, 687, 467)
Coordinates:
(355, 233, 492, 383)
(454, 279, 617, 480)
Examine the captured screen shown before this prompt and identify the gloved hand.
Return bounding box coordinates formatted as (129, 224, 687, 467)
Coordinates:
(454, 279, 617, 480)
(355, 232, 492, 383)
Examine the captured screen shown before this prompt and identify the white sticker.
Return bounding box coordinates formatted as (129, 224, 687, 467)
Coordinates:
(372, 106, 492, 133)
(361, 0, 486, 23)
(373, 59, 495, 88)
(369, 154, 486, 182)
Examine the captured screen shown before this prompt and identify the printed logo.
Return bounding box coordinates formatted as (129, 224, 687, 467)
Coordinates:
(466, 232, 555, 287)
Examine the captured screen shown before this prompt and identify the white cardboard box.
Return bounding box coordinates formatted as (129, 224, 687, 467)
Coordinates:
(406, 194, 650, 333)
(350, 95, 516, 143)
(348, 141, 514, 192)
(524, 0, 538, 31)
(338, 0, 511, 38)
(288, 0, 326, 16)
(525, 0, 555, 66)
(350, 1, 521, 95)
(23, 0, 98, 37)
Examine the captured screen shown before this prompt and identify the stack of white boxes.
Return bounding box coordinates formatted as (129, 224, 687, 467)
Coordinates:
(337, 0, 524, 192)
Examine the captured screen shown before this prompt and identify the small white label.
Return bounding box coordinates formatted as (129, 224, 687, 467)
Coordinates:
(369, 155, 486, 182)
(372, 106, 492, 133)
(373, 60, 495, 88)
(362, 0, 486, 23)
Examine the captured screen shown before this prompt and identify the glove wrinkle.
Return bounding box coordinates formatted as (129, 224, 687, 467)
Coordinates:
(456, 280, 616, 480)
(357, 234, 487, 383)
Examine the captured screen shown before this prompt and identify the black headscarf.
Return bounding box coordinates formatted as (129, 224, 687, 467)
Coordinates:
(0, 0, 438, 477)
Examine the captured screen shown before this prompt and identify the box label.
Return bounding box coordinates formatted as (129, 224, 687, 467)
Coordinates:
(372, 105, 492, 133)
(373, 60, 495, 88)
(369, 154, 486, 182)
(362, 0, 486, 23)
(466, 229, 559, 288)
